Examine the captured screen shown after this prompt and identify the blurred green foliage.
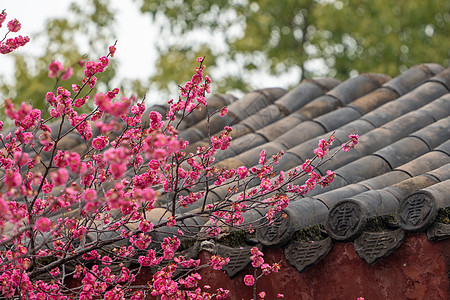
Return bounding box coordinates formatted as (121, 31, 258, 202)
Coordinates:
(140, 0, 450, 93)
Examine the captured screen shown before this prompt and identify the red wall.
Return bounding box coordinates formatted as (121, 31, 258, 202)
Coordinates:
(66, 233, 449, 299)
(196, 233, 449, 300)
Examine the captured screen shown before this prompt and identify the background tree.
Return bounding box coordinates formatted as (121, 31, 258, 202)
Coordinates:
(2, 0, 449, 112)
(140, 0, 450, 93)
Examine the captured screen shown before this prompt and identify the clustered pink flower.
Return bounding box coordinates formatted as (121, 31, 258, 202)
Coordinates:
(178, 273, 202, 289)
(0, 12, 29, 54)
(7, 18, 21, 32)
(149, 111, 163, 130)
(74, 96, 89, 108)
(0, 196, 10, 217)
(160, 236, 181, 260)
(166, 216, 176, 227)
(286, 169, 327, 198)
(174, 256, 200, 269)
(0, 35, 30, 54)
(342, 133, 359, 152)
(130, 233, 152, 250)
(42, 179, 53, 194)
(206, 226, 221, 237)
(0, 269, 34, 297)
(150, 264, 179, 297)
(84, 56, 109, 77)
(53, 150, 69, 167)
(286, 134, 357, 197)
(138, 219, 154, 233)
(14, 150, 30, 167)
(301, 159, 313, 173)
(0, 9, 6, 27)
(35, 217, 51, 232)
(94, 92, 132, 118)
(92, 135, 109, 150)
(50, 168, 69, 186)
(238, 166, 248, 179)
(211, 128, 232, 151)
(85, 75, 97, 88)
(73, 226, 87, 239)
(4, 169, 22, 188)
(49, 86, 96, 138)
(243, 247, 282, 294)
(48, 60, 64, 78)
(165, 57, 211, 121)
(178, 191, 204, 207)
(50, 267, 60, 277)
(251, 247, 264, 267)
(320, 170, 336, 187)
(61, 66, 73, 80)
(109, 44, 116, 57)
(223, 202, 248, 225)
(83, 189, 97, 202)
(4, 99, 40, 132)
(314, 134, 335, 158)
(209, 255, 230, 270)
(220, 106, 228, 117)
(138, 249, 162, 266)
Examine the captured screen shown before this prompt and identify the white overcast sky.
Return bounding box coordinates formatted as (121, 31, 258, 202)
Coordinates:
(0, 0, 158, 86)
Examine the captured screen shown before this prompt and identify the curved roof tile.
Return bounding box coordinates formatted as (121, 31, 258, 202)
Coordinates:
(397, 178, 450, 232)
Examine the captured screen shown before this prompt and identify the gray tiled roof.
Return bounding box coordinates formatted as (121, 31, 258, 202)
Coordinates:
(161, 63, 450, 273)
(16, 63, 448, 277)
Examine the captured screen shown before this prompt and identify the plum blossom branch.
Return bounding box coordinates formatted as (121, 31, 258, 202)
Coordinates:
(0, 13, 359, 297)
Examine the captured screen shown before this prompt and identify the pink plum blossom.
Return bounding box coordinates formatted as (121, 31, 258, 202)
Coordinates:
(244, 275, 255, 286)
(5, 170, 22, 188)
(7, 18, 21, 32)
(36, 217, 51, 232)
(92, 136, 109, 150)
(48, 60, 64, 78)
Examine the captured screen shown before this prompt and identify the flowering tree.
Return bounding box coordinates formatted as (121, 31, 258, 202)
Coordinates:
(0, 10, 29, 54)
(0, 10, 358, 299)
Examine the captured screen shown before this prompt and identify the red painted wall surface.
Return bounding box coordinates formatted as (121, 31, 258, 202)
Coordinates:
(66, 233, 449, 299)
(194, 233, 449, 300)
